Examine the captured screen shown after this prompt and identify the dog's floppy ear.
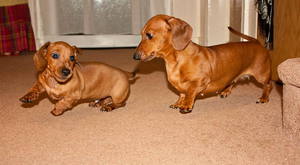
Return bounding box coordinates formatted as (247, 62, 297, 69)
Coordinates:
(33, 42, 51, 72)
(73, 46, 80, 62)
(167, 17, 193, 50)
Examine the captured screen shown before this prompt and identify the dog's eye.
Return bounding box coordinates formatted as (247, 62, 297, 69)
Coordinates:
(52, 53, 59, 59)
(146, 33, 153, 40)
(70, 56, 75, 62)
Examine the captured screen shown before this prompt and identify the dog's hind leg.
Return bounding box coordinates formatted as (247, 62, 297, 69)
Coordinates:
(100, 87, 129, 112)
(99, 96, 126, 112)
(170, 93, 185, 109)
(252, 68, 272, 103)
(256, 79, 272, 103)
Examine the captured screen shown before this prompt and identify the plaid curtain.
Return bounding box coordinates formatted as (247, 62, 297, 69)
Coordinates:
(0, 3, 35, 55)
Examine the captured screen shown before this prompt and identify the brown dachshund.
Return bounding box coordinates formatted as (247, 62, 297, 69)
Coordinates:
(20, 41, 135, 116)
(133, 15, 272, 114)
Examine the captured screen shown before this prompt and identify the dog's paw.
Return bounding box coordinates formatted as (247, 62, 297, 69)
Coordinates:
(177, 104, 193, 114)
(20, 96, 32, 103)
(100, 105, 113, 112)
(19, 93, 37, 103)
(179, 107, 193, 114)
(256, 97, 269, 104)
(89, 100, 101, 108)
(51, 108, 64, 116)
(88, 102, 96, 107)
(169, 104, 179, 109)
(219, 91, 231, 98)
(219, 94, 227, 98)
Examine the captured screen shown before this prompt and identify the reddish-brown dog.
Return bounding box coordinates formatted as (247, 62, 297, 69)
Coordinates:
(20, 41, 135, 116)
(133, 15, 272, 114)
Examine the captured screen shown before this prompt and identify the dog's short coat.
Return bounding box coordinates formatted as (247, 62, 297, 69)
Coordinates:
(133, 15, 272, 114)
(20, 41, 135, 116)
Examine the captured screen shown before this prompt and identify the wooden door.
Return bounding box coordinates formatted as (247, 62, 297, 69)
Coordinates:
(270, 0, 300, 80)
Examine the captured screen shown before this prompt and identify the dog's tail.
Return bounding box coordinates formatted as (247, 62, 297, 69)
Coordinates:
(228, 26, 257, 42)
(125, 65, 140, 82)
(33, 42, 50, 72)
(126, 69, 138, 80)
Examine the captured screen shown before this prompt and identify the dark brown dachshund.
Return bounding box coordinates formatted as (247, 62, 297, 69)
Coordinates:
(133, 15, 272, 114)
(20, 41, 135, 116)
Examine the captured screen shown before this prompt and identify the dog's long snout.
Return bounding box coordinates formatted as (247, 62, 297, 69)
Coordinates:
(61, 68, 71, 76)
(133, 52, 141, 60)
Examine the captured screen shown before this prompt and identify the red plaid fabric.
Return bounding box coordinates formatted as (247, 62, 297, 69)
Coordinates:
(0, 4, 36, 55)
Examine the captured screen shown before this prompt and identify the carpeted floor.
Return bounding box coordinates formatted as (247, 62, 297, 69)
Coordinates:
(0, 49, 298, 164)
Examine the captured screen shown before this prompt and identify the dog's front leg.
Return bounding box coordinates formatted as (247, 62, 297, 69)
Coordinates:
(20, 82, 45, 103)
(177, 79, 209, 114)
(170, 93, 185, 109)
(178, 91, 197, 114)
(51, 97, 77, 116)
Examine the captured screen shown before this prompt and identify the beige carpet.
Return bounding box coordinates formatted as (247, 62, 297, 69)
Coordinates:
(0, 49, 298, 164)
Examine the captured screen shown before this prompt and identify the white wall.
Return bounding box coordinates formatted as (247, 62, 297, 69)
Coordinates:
(172, 0, 231, 46)
(173, 0, 256, 46)
(172, 0, 230, 46)
(206, 0, 231, 46)
(172, 0, 201, 44)
(241, 0, 258, 41)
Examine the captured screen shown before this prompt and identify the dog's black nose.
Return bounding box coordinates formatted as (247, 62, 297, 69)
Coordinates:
(61, 68, 70, 76)
(133, 52, 141, 60)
